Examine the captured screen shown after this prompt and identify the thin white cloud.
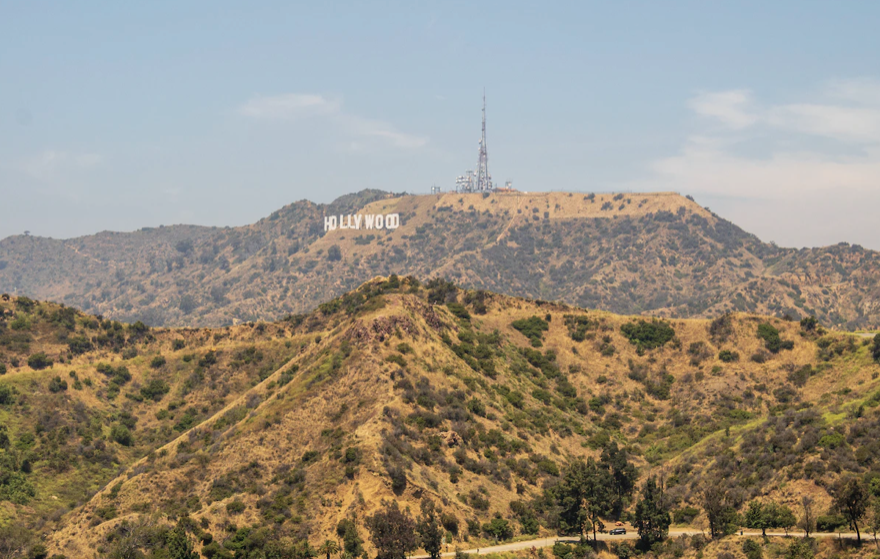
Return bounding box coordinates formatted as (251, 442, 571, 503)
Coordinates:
(636, 79, 880, 202)
(344, 115, 428, 149)
(766, 103, 880, 143)
(824, 78, 880, 106)
(238, 93, 427, 150)
(687, 90, 758, 130)
(688, 80, 880, 143)
(17, 150, 103, 181)
(238, 94, 341, 119)
(645, 138, 880, 199)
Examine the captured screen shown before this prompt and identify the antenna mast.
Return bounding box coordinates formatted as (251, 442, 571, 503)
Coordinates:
(455, 91, 503, 193)
(475, 90, 492, 191)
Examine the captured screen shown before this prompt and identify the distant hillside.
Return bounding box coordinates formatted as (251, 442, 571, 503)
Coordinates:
(2, 190, 880, 330)
(1, 280, 878, 557)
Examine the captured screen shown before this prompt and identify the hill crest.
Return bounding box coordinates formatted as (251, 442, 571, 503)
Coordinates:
(2, 190, 879, 331)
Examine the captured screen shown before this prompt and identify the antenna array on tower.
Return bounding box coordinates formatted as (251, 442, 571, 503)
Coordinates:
(455, 92, 509, 193)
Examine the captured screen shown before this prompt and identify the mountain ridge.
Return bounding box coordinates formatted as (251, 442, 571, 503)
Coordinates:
(2, 190, 880, 331)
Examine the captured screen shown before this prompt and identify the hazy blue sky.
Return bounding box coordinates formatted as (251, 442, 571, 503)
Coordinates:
(3, 1, 880, 248)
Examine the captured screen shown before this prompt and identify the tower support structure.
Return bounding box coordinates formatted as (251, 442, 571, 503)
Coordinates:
(455, 93, 494, 192)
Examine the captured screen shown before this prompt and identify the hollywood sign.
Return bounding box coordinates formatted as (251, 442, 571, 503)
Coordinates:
(324, 213, 400, 232)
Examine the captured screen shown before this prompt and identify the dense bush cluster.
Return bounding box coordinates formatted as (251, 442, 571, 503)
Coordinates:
(621, 320, 675, 350)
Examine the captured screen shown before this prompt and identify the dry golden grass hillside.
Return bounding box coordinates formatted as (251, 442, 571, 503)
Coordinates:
(1, 278, 874, 558)
(3, 190, 880, 331)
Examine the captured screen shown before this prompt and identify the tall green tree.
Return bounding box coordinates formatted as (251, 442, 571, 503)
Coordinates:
(744, 501, 796, 536)
(770, 503, 797, 535)
(557, 457, 614, 548)
(337, 517, 364, 558)
(702, 484, 739, 538)
(365, 500, 419, 559)
(633, 477, 670, 548)
(417, 498, 444, 559)
(744, 501, 769, 536)
(873, 334, 880, 363)
(834, 477, 870, 543)
(167, 523, 198, 559)
(600, 441, 638, 517)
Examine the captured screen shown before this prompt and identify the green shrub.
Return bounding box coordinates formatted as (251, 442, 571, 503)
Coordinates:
(27, 353, 53, 370)
(388, 465, 407, 495)
(718, 350, 739, 363)
(481, 516, 512, 541)
(95, 506, 117, 520)
(47, 376, 67, 393)
(467, 398, 486, 417)
(673, 506, 700, 524)
(784, 539, 814, 559)
(816, 514, 847, 532)
(140, 379, 170, 401)
(385, 354, 406, 368)
(620, 320, 675, 349)
(172, 339, 186, 351)
(446, 303, 471, 320)
(301, 450, 320, 463)
(756, 323, 793, 353)
(512, 316, 550, 347)
(281, 360, 303, 383)
(279, 365, 299, 386)
(750, 352, 767, 364)
(0, 472, 35, 504)
(0, 385, 14, 405)
(67, 336, 93, 355)
(787, 365, 815, 387)
(226, 500, 246, 514)
(818, 432, 846, 449)
(97, 363, 131, 385)
(110, 424, 133, 446)
(742, 539, 762, 559)
(505, 391, 525, 409)
(0, 364, 6, 376)
(150, 355, 166, 368)
(198, 351, 217, 367)
(9, 315, 30, 331)
(563, 314, 597, 341)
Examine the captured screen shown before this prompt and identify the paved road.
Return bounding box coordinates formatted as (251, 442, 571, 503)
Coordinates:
(414, 529, 871, 557)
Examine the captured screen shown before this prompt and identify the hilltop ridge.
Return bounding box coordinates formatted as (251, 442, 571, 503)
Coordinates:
(1, 279, 878, 556)
(2, 190, 879, 330)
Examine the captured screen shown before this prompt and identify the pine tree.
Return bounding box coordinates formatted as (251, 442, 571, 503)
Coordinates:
(600, 441, 638, 518)
(417, 498, 444, 559)
(557, 457, 614, 548)
(634, 477, 670, 548)
(167, 524, 198, 559)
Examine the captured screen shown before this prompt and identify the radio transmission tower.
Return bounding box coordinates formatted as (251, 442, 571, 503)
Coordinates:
(454, 92, 495, 193)
(475, 91, 492, 191)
